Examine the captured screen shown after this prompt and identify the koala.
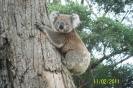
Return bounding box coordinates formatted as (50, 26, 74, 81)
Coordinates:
(35, 11, 90, 75)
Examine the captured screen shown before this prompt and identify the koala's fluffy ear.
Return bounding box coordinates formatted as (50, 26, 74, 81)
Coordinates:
(71, 13, 81, 29)
(50, 11, 59, 23)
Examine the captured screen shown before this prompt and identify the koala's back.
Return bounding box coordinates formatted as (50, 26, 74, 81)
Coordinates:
(61, 30, 88, 53)
(61, 30, 90, 75)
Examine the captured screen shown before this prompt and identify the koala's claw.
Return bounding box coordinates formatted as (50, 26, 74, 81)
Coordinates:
(62, 60, 67, 65)
(62, 60, 73, 70)
(35, 22, 44, 30)
(35, 22, 41, 28)
(42, 22, 46, 25)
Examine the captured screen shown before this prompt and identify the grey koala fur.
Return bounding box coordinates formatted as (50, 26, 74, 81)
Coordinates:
(35, 11, 90, 75)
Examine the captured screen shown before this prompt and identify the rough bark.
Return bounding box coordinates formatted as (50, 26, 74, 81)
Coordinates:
(0, 0, 75, 88)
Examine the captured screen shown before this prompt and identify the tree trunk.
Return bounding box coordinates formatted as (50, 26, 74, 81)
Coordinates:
(0, 0, 75, 88)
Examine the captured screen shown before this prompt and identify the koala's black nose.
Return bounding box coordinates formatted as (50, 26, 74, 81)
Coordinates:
(59, 22, 64, 29)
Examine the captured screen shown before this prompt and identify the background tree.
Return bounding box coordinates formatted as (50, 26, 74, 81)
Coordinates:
(0, 0, 75, 88)
(48, 0, 133, 87)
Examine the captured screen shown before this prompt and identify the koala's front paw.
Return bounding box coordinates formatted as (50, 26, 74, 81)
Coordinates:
(35, 22, 41, 29)
(35, 22, 45, 31)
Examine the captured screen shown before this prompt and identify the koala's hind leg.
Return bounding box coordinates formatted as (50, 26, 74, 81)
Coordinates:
(62, 50, 77, 70)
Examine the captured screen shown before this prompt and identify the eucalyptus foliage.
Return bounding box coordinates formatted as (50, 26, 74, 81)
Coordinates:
(90, 0, 133, 13)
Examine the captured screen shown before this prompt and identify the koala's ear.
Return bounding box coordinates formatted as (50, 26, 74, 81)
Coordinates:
(70, 13, 81, 28)
(50, 11, 59, 23)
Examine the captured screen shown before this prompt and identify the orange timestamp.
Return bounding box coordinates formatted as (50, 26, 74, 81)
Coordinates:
(94, 78, 120, 85)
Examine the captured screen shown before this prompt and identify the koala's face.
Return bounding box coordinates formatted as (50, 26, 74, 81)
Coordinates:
(50, 11, 80, 33)
(54, 15, 73, 33)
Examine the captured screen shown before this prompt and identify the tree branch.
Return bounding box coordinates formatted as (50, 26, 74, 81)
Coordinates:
(81, 0, 84, 4)
(112, 55, 132, 66)
(120, 10, 131, 23)
(88, 48, 128, 70)
(102, 2, 115, 17)
(85, 0, 98, 18)
(53, 0, 58, 3)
